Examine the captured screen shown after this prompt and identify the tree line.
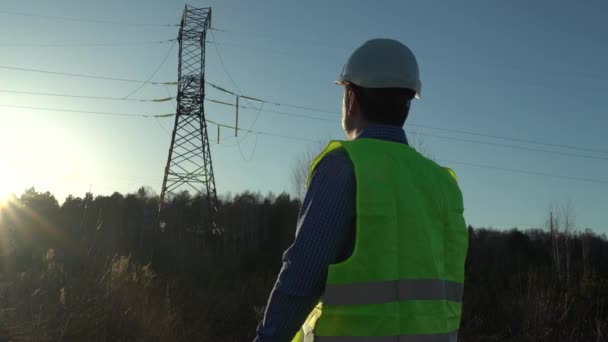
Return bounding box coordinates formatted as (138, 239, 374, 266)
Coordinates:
(0, 187, 606, 341)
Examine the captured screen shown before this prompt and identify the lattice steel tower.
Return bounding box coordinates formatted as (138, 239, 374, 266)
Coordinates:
(160, 6, 218, 230)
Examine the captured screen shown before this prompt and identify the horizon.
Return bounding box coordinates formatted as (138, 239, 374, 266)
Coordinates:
(3, 186, 603, 234)
(1, 0, 607, 233)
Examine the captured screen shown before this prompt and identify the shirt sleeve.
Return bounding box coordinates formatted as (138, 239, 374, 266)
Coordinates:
(254, 149, 356, 342)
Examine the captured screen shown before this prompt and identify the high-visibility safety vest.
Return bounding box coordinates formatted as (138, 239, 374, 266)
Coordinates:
(292, 138, 468, 342)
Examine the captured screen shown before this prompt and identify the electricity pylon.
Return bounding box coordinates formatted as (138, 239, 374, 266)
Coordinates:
(160, 6, 219, 233)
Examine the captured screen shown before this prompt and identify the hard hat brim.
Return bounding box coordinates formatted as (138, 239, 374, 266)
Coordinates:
(334, 79, 420, 99)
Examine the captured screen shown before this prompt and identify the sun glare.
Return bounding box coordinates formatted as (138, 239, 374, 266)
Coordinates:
(0, 192, 11, 210)
(0, 171, 14, 208)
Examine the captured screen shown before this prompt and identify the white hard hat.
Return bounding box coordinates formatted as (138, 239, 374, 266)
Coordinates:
(336, 38, 421, 98)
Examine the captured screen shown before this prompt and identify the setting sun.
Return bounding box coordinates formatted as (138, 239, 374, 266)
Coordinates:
(0, 191, 11, 204)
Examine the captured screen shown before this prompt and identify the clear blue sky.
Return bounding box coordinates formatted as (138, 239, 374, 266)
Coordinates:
(0, 0, 606, 233)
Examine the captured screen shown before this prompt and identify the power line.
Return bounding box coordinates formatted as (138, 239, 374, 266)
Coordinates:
(0, 86, 321, 119)
(205, 82, 607, 155)
(410, 123, 608, 155)
(5, 100, 607, 185)
(256, 100, 338, 115)
(154, 117, 172, 136)
(0, 103, 169, 118)
(439, 159, 608, 185)
(209, 30, 265, 156)
(0, 64, 176, 85)
(122, 40, 177, 99)
(205, 98, 330, 121)
(206, 82, 237, 96)
(205, 32, 328, 161)
(205, 40, 300, 57)
(0, 9, 178, 27)
(205, 80, 337, 114)
(206, 118, 316, 143)
(209, 31, 241, 94)
(0, 40, 175, 48)
(205, 97, 608, 162)
(220, 95, 608, 155)
(234, 102, 266, 159)
(10, 85, 598, 165)
(210, 26, 351, 52)
(3, 61, 606, 156)
(412, 130, 608, 162)
(0, 89, 174, 102)
(211, 27, 607, 86)
(12, 93, 602, 162)
(0, 102, 313, 143)
(237, 132, 260, 162)
(209, 118, 608, 185)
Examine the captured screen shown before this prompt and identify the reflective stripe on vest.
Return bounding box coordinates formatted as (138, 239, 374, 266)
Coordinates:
(316, 330, 458, 342)
(323, 279, 463, 306)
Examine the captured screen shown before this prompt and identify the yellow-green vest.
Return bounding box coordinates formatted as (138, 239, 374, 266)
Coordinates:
(292, 138, 468, 342)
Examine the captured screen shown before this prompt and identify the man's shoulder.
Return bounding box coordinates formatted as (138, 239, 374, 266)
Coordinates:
(319, 146, 350, 162)
(314, 146, 353, 170)
(311, 146, 354, 184)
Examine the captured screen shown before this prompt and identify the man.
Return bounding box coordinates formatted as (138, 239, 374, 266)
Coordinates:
(255, 39, 468, 342)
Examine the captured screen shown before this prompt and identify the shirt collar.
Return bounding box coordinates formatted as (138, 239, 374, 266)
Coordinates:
(356, 124, 408, 145)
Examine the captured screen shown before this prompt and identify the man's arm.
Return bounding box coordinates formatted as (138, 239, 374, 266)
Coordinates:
(254, 150, 355, 342)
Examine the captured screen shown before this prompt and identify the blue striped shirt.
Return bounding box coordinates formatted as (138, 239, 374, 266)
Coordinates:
(254, 125, 408, 342)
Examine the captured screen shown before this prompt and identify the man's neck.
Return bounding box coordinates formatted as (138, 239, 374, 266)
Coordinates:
(351, 124, 408, 145)
(347, 122, 370, 141)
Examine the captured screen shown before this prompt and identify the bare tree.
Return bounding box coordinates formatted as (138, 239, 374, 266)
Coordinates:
(546, 200, 576, 283)
(290, 141, 328, 200)
(560, 200, 576, 284)
(581, 228, 592, 278)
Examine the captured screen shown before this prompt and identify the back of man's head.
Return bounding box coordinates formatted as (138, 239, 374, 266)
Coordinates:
(348, 84, 416, 126)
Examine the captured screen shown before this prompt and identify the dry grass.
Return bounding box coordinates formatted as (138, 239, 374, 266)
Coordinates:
(0, 250, 180, 341)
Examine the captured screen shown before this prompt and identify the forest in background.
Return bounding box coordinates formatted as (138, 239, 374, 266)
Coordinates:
(0, 187, 607, 341)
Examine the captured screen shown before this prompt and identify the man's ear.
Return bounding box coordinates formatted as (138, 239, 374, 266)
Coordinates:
(346, 87, 357, 117)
